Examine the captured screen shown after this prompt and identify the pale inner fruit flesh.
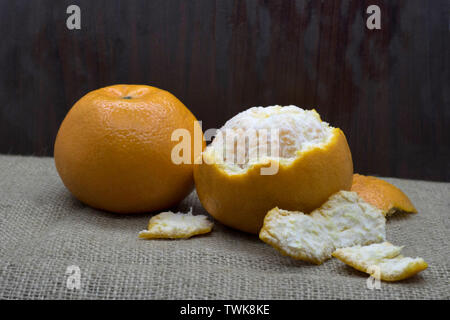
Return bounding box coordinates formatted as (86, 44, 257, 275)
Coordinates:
(205, 105, 333, 173)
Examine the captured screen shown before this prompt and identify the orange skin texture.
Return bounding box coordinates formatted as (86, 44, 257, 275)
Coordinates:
(351, 174, 417, 215)
(54, 85, 204, 213)
(194, 128, 354, 234)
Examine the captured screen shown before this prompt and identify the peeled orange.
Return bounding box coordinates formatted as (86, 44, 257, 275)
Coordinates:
(194, 106, 354, 234)
(54, 84, 203, 213)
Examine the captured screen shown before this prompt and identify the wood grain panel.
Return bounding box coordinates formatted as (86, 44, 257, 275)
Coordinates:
(0, 0, 448, 181)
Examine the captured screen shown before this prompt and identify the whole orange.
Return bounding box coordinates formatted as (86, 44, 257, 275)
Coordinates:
(54, 85, 204, 213)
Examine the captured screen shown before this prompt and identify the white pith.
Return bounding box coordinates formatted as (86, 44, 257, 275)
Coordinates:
(259, 191, 386, 264)
(139, 208, 213, 238)
(333, 242, 427, 279)
(204, 105, 334, 173)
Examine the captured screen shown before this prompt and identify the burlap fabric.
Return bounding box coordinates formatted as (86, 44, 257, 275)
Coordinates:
(0, 154, 448, 300)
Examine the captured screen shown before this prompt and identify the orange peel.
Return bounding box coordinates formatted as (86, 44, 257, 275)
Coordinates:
(333, 242, 428, 281)
(351, 174, 417, 216)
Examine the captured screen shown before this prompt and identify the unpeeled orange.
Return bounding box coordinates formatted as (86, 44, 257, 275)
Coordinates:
(54, 85, 203, 213)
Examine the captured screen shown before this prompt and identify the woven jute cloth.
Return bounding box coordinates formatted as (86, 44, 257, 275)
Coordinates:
(0, 154, 448, 300)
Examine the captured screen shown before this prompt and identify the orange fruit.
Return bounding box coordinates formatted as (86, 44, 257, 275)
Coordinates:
(194, 106, 353, 234)
(54, 84, 204, 213)
(351, 174, 417, 216)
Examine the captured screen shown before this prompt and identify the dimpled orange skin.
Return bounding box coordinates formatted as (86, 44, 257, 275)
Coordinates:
(54, 85, 204, 213)
(194, 128, 354, 234)
(351, 174, 417, 215)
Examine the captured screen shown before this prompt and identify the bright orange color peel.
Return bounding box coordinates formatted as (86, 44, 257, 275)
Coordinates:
(351, 174, 417, 216)
(55, 84, 204, 213)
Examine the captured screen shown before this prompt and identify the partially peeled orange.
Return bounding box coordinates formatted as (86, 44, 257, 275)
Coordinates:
(194, 106, 354, 233)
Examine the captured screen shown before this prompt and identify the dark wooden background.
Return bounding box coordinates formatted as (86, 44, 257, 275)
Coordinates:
(0, 0, 448, 181)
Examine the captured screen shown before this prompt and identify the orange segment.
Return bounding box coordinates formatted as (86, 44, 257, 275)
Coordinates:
(351, 174, 417, 216)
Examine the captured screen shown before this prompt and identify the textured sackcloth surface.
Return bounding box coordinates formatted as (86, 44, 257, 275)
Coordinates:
(0, 154, 448, 300)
